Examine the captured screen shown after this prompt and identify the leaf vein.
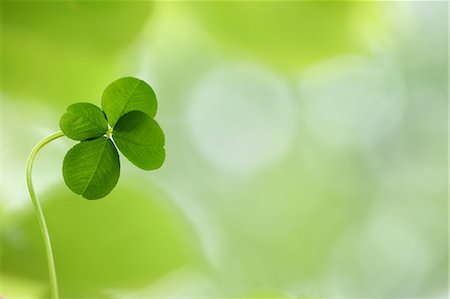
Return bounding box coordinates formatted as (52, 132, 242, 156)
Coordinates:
(81, 139, 109, 196)
(115, 134, 163, 148)
(116, 80, 141, 125)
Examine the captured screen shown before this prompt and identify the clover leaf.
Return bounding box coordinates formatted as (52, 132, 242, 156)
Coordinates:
(101, 77, 157, 127)
(59, 77, 165, 200)
(26, 77, 165, 299)
(114, 111, 165, 170)
(59, 102, 108, 141)
(63, 137, 120, 199)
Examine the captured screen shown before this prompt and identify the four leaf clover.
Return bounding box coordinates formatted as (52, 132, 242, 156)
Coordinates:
(60, 77, 165, 200)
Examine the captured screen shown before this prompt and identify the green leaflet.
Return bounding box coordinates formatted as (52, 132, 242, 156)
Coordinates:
(62, 137, 120, 200)
(101, 77, 157, 127)
(113, 111, 165, 170)
(59, 102, 108, 141)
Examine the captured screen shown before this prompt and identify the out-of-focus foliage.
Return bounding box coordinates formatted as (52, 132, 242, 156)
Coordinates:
(183, 2, 386, 72)
(0, 273, 46, 299)
(1, 183, 199, 298)
(1, 1, 152, 107)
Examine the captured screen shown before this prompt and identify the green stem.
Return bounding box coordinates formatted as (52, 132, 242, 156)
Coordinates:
(26, 131, 64, 299)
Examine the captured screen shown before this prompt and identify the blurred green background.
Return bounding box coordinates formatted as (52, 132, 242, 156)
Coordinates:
(0, 1, 447, 298)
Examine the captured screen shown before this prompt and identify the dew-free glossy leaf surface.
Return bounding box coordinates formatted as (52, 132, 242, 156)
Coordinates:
(59, 102, 108, 141)
(102, 77, 157, 127)
(63, 137, 120, 199)
(113, 111, 165, 170)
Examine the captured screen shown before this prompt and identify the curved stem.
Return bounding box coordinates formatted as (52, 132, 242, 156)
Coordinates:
(26, 131, 64, 299)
